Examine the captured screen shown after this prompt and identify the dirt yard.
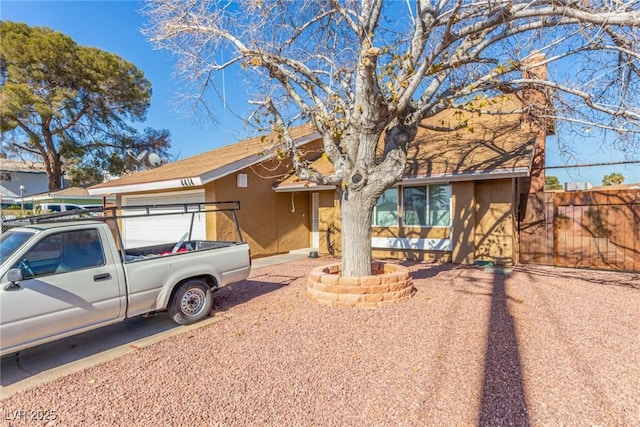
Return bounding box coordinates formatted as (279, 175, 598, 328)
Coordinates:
(2, 257, 639, 426)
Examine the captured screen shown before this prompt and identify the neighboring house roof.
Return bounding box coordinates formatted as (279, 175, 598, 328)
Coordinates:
(0, 158, 47, 174)
(0, 184, 19, 200)
(89, 124, 319, 195)
(21, 186, 114, 202)
(588, 183, 640, 191)
(276, 95, 540, 191)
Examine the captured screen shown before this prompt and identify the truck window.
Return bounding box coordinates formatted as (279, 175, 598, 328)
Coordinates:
(0, 230, 35, 262)
(13, 233, 63, 278)
(56, 229, 105, 273)
(13, 229, 105, 278)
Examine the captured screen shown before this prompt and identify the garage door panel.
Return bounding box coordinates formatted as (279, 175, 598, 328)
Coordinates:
(122, 192, 206, 248)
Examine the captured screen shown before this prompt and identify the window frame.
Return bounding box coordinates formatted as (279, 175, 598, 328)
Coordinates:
(371, 187, 399, 227)
(370, 183, 452, 228)
(401, 184, 451, 228)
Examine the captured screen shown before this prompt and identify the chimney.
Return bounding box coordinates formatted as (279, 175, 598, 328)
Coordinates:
(521, 52, 552, 193)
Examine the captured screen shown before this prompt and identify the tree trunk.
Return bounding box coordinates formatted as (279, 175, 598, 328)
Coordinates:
(47, 173, 60, 191)
(340, 190, 375, 277)
(47, 154, 63, 191)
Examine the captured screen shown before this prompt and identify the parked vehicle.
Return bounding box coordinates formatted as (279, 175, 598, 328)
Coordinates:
(35, 202, 90, 213)
(0, 202, 251, 356)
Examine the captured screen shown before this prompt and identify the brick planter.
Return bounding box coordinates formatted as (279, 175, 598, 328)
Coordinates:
(306, 262, 415, 308)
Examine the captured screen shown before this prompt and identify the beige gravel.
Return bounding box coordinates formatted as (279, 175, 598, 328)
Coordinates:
(1, 256, 639, 426)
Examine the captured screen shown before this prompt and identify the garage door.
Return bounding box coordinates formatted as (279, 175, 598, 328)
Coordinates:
(122, 191, 206, 248)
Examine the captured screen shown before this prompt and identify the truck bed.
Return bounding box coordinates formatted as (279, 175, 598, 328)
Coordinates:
(123, 240, 241, 262)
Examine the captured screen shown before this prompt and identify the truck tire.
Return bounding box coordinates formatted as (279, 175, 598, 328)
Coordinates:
(168, 280, 213, 325)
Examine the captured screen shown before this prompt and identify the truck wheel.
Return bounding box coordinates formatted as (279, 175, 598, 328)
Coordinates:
(169, 280, 213, 325)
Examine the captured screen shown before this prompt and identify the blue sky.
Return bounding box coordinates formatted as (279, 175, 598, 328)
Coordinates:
(1, 0, 249, 160)
(1, 0, 638, 186)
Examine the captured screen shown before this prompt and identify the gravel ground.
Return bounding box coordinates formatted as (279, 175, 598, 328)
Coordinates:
(1, 256, 639, 426)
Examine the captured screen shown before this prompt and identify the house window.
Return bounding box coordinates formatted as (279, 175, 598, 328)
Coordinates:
(402, 184, 451, 227)
(0, 172, 11, 182)
(371, 184, 452, 227)
(372, 188, 398, 226)
(428, 185, 452, 226)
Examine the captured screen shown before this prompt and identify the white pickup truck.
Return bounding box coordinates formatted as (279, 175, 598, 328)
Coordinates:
(0, 202, 251, 356)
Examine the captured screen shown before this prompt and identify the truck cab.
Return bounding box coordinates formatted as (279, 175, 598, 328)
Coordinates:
(0, 222, 126, 356)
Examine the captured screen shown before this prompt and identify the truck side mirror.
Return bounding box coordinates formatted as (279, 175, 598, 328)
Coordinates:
(4, 268, 24, 290)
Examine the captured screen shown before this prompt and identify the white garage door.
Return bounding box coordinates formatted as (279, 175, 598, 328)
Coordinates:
(122, 191, 206, 248)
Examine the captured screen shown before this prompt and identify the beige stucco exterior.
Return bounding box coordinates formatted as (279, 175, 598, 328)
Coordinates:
(473, 179, 517, 265)
(112, 144, 321, 258)
(317, 191, 340, 255)
(120, 171, 309, 258)
(451, 181, 476, 264)
(92, 93, 547, 265)
(210, 161, 312, 257)
(313, 178, 520, 265)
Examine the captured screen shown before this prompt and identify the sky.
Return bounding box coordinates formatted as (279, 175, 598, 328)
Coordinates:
(1, 0, 250, 161)
(1, 0, 638, 186)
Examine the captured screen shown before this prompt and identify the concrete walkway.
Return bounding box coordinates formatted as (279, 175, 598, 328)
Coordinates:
(251, 249, 315, 268)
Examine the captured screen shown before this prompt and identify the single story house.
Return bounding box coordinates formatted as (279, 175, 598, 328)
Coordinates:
(89, 93, 550, 265)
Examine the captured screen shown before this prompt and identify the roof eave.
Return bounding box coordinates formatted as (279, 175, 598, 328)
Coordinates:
(401, 167, 531, 185)
(274, 184, 337, 193)
(89, 177, 204, 196)
(273, 167, 531, 192)
(89, 131, 321, 196)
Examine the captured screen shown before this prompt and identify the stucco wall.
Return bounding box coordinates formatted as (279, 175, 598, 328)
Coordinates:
(474, 179, 516, 265)
(111, 140, 323, 258)
(315, 179, 517, 265)
(451, 181, 476, 264)
(317, 191, 340, 255)
(204, 182, 217, 240)
(213, 159, 311, 257)
(371, 224, 450, 261)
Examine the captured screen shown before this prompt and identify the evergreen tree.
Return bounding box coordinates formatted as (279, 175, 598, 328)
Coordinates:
(0, 21, 169, 189)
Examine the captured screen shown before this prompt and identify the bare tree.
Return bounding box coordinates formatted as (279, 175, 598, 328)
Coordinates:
(143, 0, 640, 276)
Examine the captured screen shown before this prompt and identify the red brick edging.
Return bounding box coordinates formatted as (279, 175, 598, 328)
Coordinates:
(306, 262, 416, 308)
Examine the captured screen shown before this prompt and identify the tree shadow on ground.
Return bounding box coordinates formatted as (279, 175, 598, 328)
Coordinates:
(479, 271, 530, 426)
(514, 265, 640, 290)
(212, 273, 305, 312)
(400, 261, 531, 425)
(397, 260, 457, 279)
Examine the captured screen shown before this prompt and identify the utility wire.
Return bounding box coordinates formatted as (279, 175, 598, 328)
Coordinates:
(541, 160, 640, 169)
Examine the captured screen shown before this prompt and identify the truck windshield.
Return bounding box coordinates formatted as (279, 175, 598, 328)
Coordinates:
(0, 230, 35, 264)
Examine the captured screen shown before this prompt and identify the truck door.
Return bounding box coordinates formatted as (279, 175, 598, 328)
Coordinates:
(1, 228, 123, 353)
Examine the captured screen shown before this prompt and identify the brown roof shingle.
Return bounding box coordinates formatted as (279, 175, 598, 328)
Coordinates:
(0, 158, 47, 173)
(90, 123, 317, 190)
(277, 95, 539, 189)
